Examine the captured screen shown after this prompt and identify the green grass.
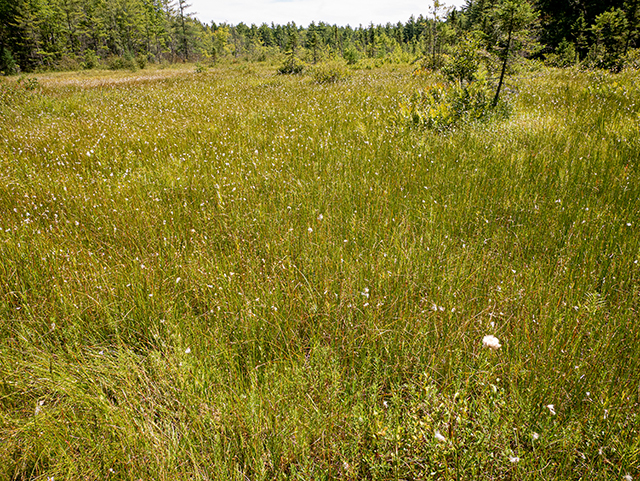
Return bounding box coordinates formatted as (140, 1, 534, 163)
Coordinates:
(1, 64, 639, 480)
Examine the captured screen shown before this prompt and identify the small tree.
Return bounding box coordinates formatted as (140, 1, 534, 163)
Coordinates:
(427, 0, 450, 69)
(174, 0, 192, 60)
(307, 22, 319, 64)
(0, 46, 18, 75)
(491, 0, 537, 107)
(591, 8, 628, 70)
(441, 33, 482, 85)
(279, 27, 303, 74)
(623, 0, 640, 57)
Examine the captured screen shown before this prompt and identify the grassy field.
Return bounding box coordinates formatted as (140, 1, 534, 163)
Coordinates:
(1, 63, 639, 480)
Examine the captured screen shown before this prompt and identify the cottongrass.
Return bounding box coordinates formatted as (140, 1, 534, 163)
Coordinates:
(482, 334, 502, 350)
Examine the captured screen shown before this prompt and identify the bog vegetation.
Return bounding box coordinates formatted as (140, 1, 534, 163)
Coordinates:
(1, 0, 640, 480)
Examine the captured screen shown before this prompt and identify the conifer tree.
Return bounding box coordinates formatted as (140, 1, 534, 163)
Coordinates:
(307, 21, 318, 63)
(491, 0, 536, 107)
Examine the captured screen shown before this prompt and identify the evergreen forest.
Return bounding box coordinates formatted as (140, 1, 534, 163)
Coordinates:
(1, 0, 640, 74)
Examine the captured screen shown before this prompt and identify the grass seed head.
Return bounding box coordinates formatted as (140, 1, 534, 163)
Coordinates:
(482, 335, 502, 350)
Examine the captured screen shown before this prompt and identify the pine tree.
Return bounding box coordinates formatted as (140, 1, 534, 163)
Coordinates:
(491, 0, 537, 107)
(175, 0, 191, 59)
(307, 21, 318, 63)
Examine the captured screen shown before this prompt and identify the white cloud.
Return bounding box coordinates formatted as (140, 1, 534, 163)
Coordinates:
(189, 0, 466, 27)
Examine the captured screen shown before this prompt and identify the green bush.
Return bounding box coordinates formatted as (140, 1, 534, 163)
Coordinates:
(545, 39, 577, 67)
(0, 47, 18, 75)
(108, 53, 138, 71)
(83, 50, 100, 70)
(343, 44, 360, 65)
(55, 55, 82, 71)
(107, 55, 125, 70)
(309, 61, 350, 84)
(622, 48, 640, 70)
(441, 35, 482, 84)
(135, 54, 147, 70)
(398, 79, 509, 132)
(278, 55, 305, 75)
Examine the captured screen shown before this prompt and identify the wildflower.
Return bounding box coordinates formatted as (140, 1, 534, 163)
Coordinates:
(435, 431, 446, 442)
(546, 404, 556, 415)
(482, 335, 502, 350)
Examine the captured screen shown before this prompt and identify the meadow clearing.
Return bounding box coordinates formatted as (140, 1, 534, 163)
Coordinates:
(1, 63, 639, 479)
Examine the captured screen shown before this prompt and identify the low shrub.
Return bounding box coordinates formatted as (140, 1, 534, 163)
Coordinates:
(107, 53, 138, 71)
(136, 54, 147, 70)
(278, 56, 305, 75)
(309, 61, 350, 84)
(398, 79, 510, 132)
(82, 50, 100, 70)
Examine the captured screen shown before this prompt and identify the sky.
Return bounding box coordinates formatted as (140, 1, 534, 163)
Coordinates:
(188, 0, 468, 28)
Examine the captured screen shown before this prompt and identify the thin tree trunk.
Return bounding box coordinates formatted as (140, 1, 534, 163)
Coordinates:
(493, 9, 514, 108)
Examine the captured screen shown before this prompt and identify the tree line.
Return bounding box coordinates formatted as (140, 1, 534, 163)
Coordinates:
(1, 0, 639, 74)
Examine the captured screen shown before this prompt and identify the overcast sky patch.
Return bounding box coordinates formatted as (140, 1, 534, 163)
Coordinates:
(189, 0, 467, 28)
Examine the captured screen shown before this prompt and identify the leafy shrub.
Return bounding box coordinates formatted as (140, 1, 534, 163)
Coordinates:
(622, 48, 640, 70)
(278, 55, 305, 75)
(107, 55, 125, 70)
(441, 35, 482, 84)
(83, 50, 100, 70)
(135, 54, 147, 70)
(398, 80, 509, 132)
(108, 53, 138, 71)
(55, 55, 82, 71)
(545, 39, 577, 67)
(420, 53, 447, 72)
(310, 61, 350, 84)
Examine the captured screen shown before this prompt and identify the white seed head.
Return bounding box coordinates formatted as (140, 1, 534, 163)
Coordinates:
(482, 335, 502, 350)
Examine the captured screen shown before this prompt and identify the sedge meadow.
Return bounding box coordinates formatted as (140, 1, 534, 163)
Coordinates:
(1, 63, 640, 479)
